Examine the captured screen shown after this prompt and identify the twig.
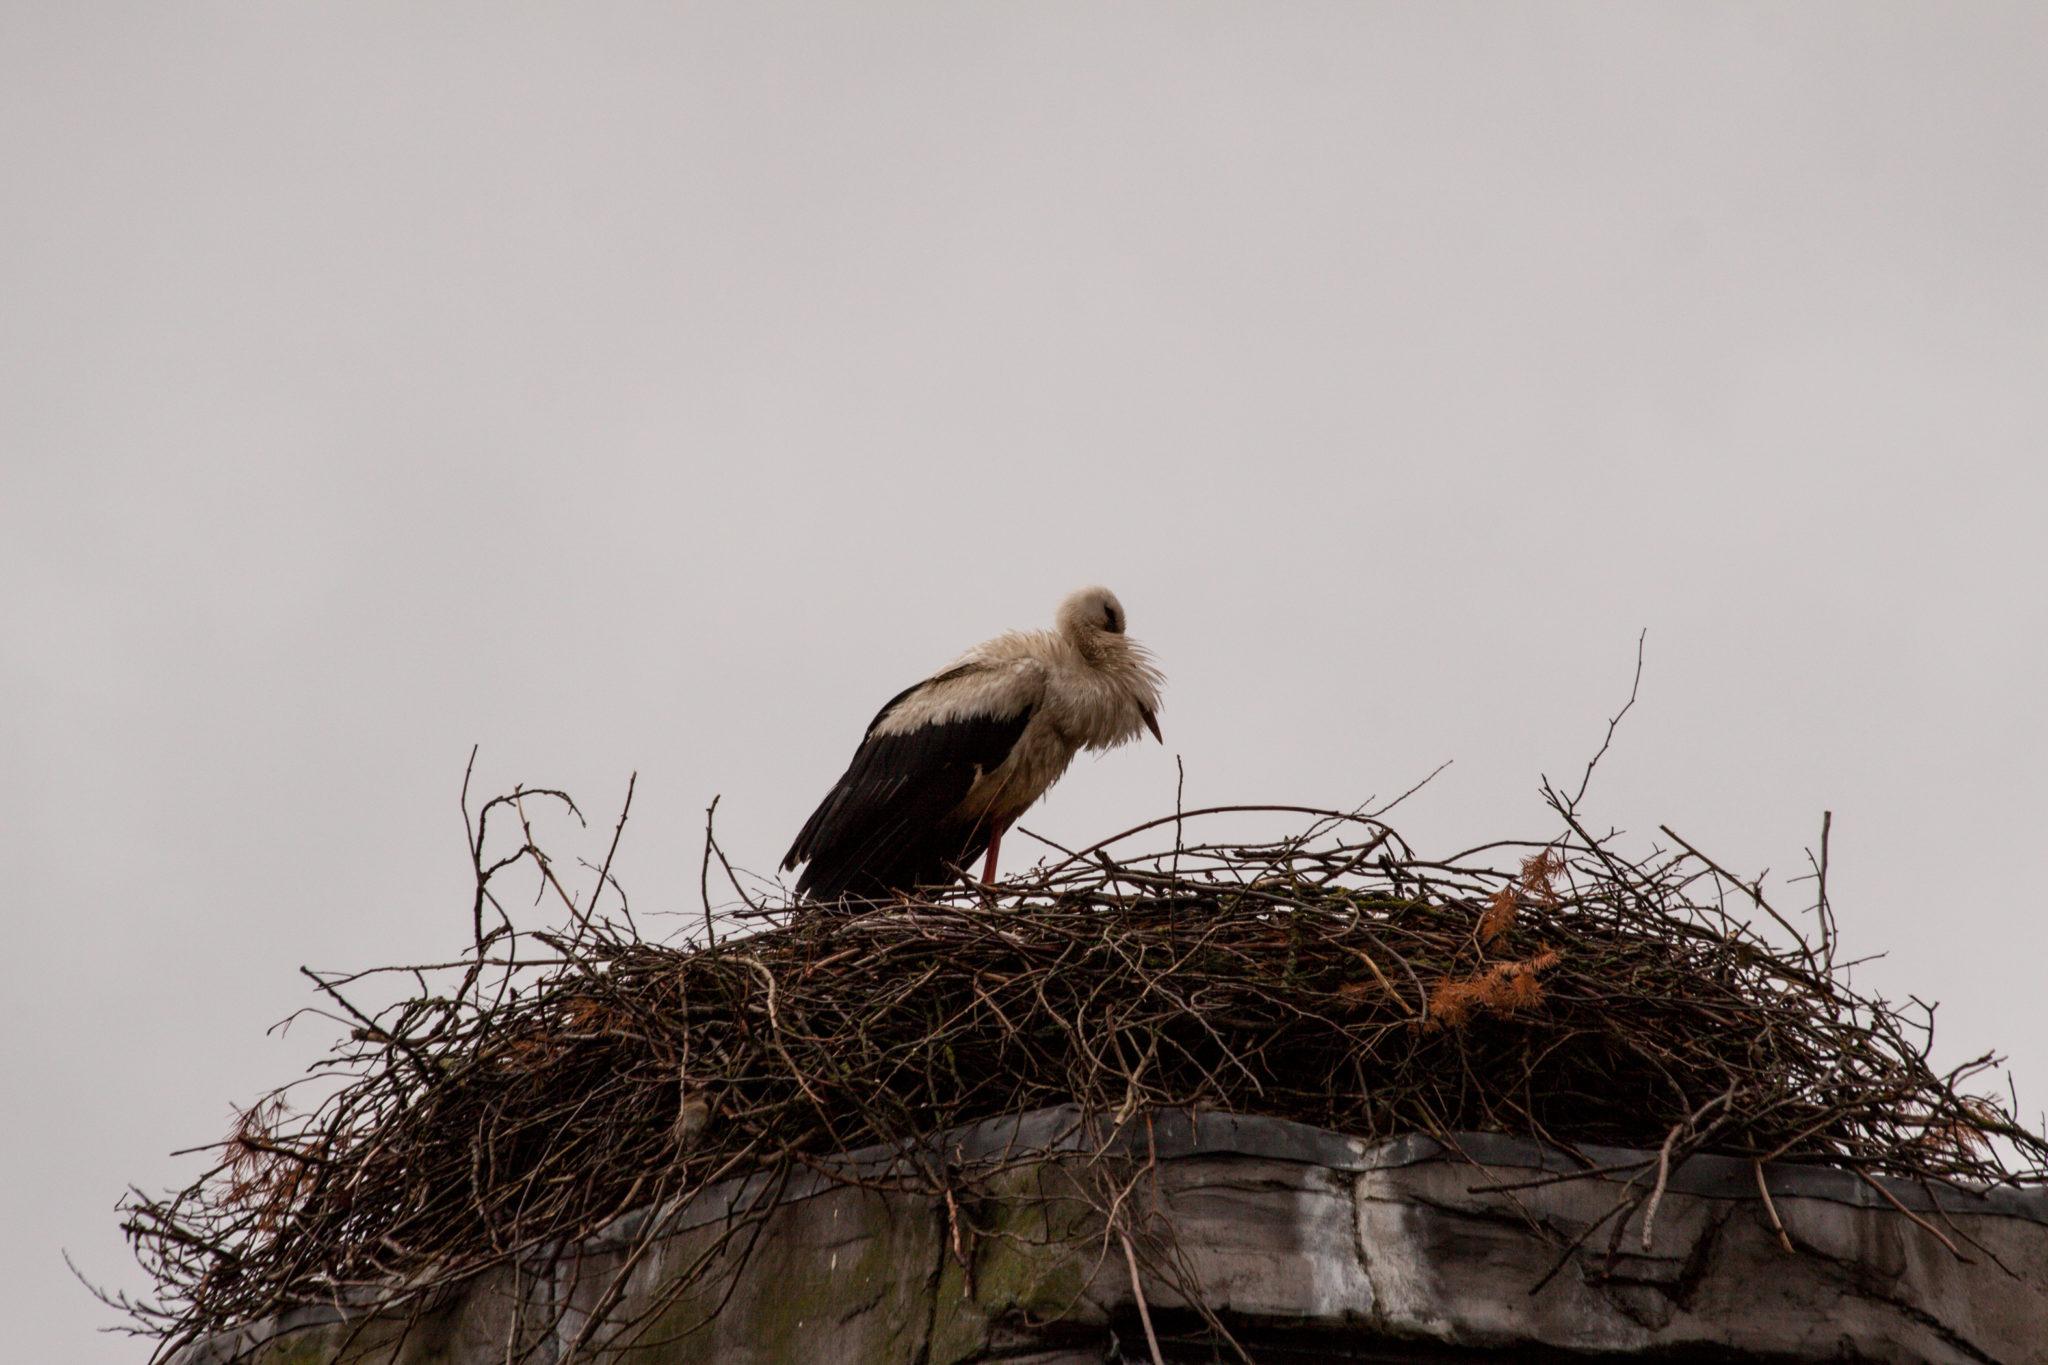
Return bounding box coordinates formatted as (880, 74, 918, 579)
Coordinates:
(1817, 810, 1834, 970)
(1640, 1121, 1683, 1252)
(1369, 758, 1453, 819)
(1754, 1161, 1795, 1254)
(1119, 1230, 1166, 1365)
(700, 797, 721, 948)
(1659, 824, 1816, 964)
(1854, 1169, 1973, 1264)
(1642, 1082, 1738, 1250)
(1570, 629, 1645, 808)
(586, 772, 638, 936)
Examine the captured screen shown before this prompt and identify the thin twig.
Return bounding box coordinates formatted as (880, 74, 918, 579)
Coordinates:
(1855, 1169, 1973, 1264)
(1571, 629, 1645, 808)
(1754, 1161, 1795, 1254)
(700, 797, 721, 948)
(1119, 1230, 1166, 1365)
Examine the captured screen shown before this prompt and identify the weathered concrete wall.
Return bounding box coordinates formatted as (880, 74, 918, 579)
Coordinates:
(173, 1108, 2048, 1365)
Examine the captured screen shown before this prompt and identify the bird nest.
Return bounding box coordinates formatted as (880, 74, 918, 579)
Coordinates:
(115, 778, 2048, 1362)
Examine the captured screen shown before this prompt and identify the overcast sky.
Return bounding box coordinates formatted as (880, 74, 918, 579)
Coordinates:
(4, 6, 2044, 1359)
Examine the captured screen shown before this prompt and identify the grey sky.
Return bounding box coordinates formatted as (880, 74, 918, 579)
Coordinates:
(4, 6, 2043, 1359)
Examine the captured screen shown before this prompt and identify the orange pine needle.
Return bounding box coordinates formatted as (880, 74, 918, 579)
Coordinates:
(1519, 847, 1565, 908)
(1477, 885, 1518, 948)
(1423, 949, 1561, 1031)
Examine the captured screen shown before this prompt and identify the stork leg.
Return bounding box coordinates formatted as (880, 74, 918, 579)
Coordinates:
(980, 824, 1007, 885)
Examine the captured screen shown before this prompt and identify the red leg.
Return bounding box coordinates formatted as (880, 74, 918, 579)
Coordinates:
(981, 825, 1006, 885)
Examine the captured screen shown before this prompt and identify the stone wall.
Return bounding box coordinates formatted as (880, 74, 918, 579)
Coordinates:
(173, 1108, 2048, 1364)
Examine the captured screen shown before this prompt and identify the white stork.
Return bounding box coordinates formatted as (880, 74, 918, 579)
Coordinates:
(782, 586, 1164, 902)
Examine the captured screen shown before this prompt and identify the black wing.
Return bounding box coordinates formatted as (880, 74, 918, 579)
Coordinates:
(783, 677, 1030, 901)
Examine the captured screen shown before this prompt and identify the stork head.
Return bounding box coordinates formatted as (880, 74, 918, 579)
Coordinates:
(1056, 586, 1164, 743)
(1056, 585, 1129, 640)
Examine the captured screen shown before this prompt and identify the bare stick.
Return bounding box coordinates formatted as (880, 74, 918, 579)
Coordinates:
(1041, 804, 1391, 875)
(1119, 1230, 1166, 1365)
(461, 745, 484, 954)
(1659, 824, 1815, 963)
(1571, 629, 1646, 808)
(587, 772, 638, 936)
(1854, 1169, 1973, 1263)
(1467, 1157, 1656, 1195)
(700, 796, 721, 948)
(1817, 810, 1834, 970)
(1173, 754, 1186, 883)
(1369, 758, 1453, 819)
(1641, 1121, 1683, 1252)
(1754, 1161, 1796, 1254)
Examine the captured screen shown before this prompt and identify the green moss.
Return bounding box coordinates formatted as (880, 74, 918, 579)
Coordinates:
(252, 1331, 344, 1365)
(621, 1187, 941, 1365)
(927, 1166, 1101, 1365)
(210, 1173, 1118, 1365)
(241, 1319, 406, 1365)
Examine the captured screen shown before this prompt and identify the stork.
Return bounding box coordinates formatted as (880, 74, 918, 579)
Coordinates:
(782, 586, 1164, 902)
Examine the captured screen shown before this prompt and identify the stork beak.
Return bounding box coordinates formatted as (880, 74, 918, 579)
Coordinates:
(1140, 706, 1162, 744)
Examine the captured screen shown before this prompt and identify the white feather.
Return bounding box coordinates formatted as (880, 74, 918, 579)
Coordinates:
(871, 586, 1163, 830)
